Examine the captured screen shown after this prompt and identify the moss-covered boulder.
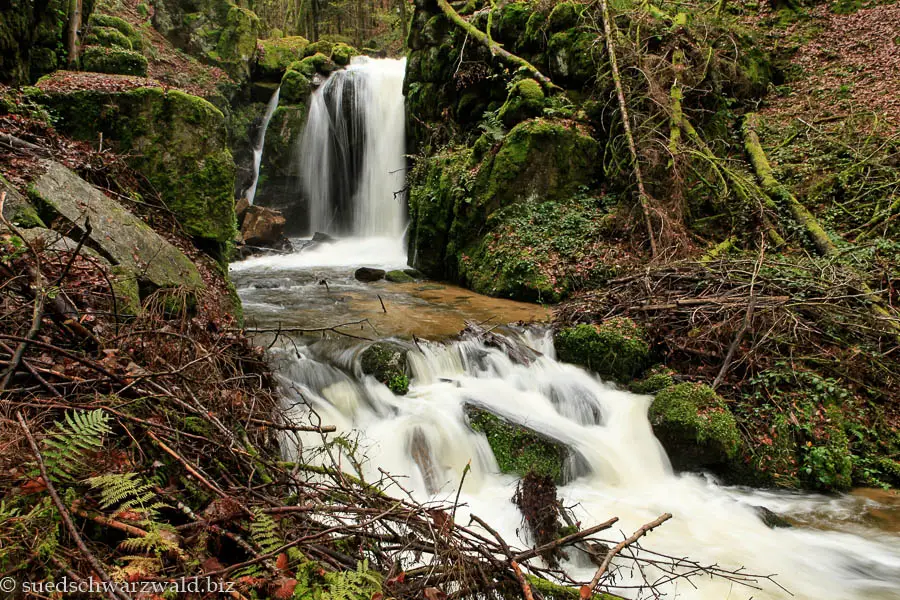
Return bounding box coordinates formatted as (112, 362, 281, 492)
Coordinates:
(360, 342, 409, 395)
(465, 404, 570, 483)
(629, 366, 676, 395)
(255, 36, 309, 80)
(554, 319, 650, 382)
(88, 13, 143, 51)
(84, 26, 134, 50)
(649, 383, 742, 472)
(81, 46, 148, 77)
(498, 78, 545, 127)
(385, 270, 415, 283)
(291, 53, 338, 78)
(1, 175, 45, 228)
(33, 82, 236, 250)
(28, 160, 204, 291)
(214, 6, 260, 80)
(280, 67, 311, 104)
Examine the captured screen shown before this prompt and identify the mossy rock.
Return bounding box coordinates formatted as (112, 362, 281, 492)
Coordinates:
(255, 36, 309, 80)
(84, 26, 133, 50)
(495, 2, 532, 46)
(214, 6, 260, 81)
(498, 78, 545, 127)
(303, 40, 334, 58)
(110, 265, 142, 316)
(649, 383, 742, 472)
(0, 175, 45, 228)
(360, 342, 409, 395)
(331, 43, 356, 66)
(554, 319, 650, 382)
(799, 405, 853, 491)
(474, 118, 599, 214)
(547, 30, 607, 86)
(465, 404, 570, 483)
(35, 85, 236, 249)
(630, 366, 676, 395)
(291, 53, 337, 78)
(81, 46, 148, 77)
(89, 13, 143, 51)
(385, 269, 415, 283)
(547, 2, 585, 31)
(280, 68, 311, 104)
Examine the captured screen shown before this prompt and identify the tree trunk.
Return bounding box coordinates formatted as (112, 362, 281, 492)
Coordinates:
(67, 0, 83, 68)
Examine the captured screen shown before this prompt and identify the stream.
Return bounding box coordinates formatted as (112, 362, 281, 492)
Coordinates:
(231, 238, 900, 600)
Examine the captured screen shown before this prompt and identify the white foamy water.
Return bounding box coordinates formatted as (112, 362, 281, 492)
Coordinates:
(298, 57, 407, 237)
(267, 330, 900, 600)
(229, 237, 408, 272)
(246, 86, 281, 205)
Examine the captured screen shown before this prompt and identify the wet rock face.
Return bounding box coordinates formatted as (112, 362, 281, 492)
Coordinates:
(360, 341, 409, 394)
(241, 205, 286, 247)
(354, 267, 386, 282)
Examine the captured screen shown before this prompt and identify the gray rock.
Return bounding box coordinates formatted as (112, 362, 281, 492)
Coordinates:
(354, 267, 385, 282)
(29, 160, 203, 290)
(17, 227, 108, 262)
(312, 231, 336, 243)
(1, 175, 44, 228)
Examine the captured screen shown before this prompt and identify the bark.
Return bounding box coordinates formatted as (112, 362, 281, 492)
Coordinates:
(67, 0, 83, 68)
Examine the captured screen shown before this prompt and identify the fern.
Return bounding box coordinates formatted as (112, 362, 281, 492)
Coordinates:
(86, 473, 167, 519)
(324, 560, 382, 600)
(42, 409, 112, 482)
(249, 509, 283, 553)
(478, 110, 506, 142)
(118, 528, 180, 555)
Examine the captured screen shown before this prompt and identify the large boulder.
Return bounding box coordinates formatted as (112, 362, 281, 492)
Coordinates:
(554, 319, 651, 383)
(152, 0, 259, 81)
(240, 205, 286, 247)
(0, 0, 84, 84)
(360, 342, 409, 394)
(464, 404, 578, 483)
(28, 160, 203, 291)
(255, 36, 309, 81)
(32, 81, 236, 252)
(354, 267, 386, 283)
(649, 383, 742, 473)
(1, 175, 45, 228)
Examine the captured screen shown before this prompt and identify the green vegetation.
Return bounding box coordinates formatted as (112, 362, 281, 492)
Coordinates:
(649, 383, 742, 472)
(255, 36, 309, 79)
(555, 319, 650, 383)
(360, 342, 409, 395)
(385, 269, 415, 283)
(465, 405, 568, 482)
(81, 46, 149, 76)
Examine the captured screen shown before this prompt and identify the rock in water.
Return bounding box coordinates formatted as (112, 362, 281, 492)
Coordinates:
(241, 206, 286, 247)
(234, 197, 250, 226)
(354, 267, 386, 282)
(311, 231, 336, 243)
(385, 269, 415, 283)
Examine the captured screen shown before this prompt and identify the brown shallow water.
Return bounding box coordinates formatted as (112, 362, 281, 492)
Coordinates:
(230, 254, 549, 340)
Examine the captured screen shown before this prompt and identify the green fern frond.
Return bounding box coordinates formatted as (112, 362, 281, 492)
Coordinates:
(118, 529, 179, 555)
(87, 472, 165, 518)
(42, 410, 111, 482)
(249, 509, 283, 553)
(324, 560, 382, 600)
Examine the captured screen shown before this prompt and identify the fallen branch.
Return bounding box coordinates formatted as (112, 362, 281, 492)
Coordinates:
(587, 513, 672, 590)
(435, 0, 557, 90)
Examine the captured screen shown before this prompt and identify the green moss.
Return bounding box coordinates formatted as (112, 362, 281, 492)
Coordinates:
(649, 383, 742, 471)
(331, 42, 356, 66)
(547, 30, 607, 86)
(214, 6, 260, 80)
(547, 2, 584, 31)
(81, 46, 148, 76)
(280, 68, 310, 104)
(303, 40, 334, 58)
(555, 319, 650, 382)
(498, 78, 545, 127)
(255, 36, 309, 79)
(524, 575, 616, 600)
(630, 367, 676, 394)
(109, 265, 141, 316)
(35, 86, 236, 247)
(465, 405, 567, 482)
(496, 2, 531, 46)
(385, 269, 415, 283)
(800, 405, 852, 491)
(360, 342, 409, 395)
(84, 26, 133, 50)
(89, 13, 136, 37)
(292, 53, 336, 77)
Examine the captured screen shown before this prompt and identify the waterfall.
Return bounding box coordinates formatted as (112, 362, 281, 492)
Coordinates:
(246, 87, 281, 205)
(269, 329, 900, 600)
(298, 57, 407, 237)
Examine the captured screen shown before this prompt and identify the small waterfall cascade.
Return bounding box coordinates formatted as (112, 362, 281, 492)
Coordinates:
(268, 329, 900, 600)
(298, 57, 407, 237)
(246, 87, 281, 205)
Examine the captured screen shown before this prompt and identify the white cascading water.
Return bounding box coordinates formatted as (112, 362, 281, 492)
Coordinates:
(246, 87, 281, 205)
(268, 330, 900, 600)
(298, 57, 407, 238)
